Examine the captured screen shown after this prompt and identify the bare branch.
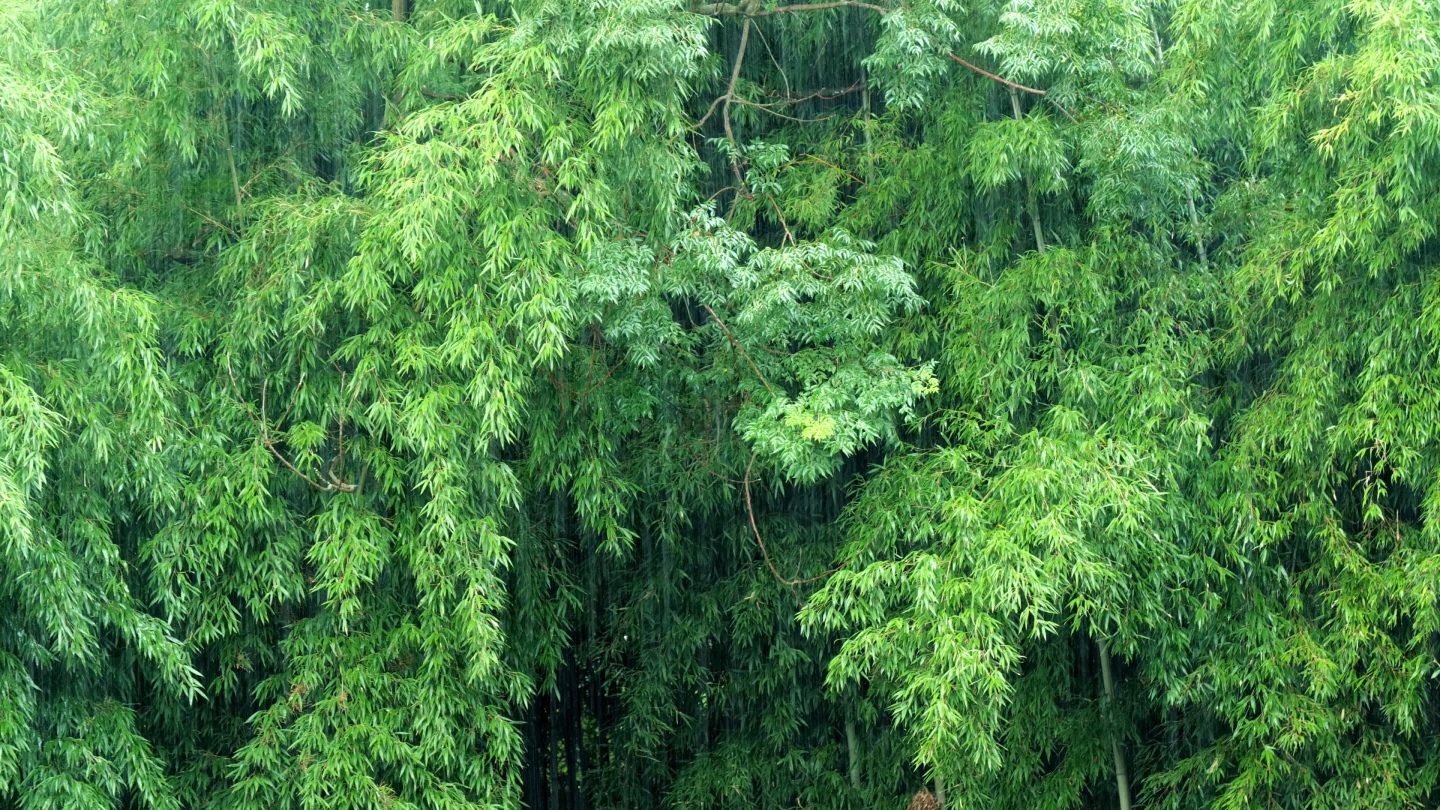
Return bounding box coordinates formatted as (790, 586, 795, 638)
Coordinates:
(1046, 95, 1081, 124)
(695, 2, 746, 13)
(694, 93, 728, 131)
(694, 82, 860, 132)
(224, 354, 356, 494)
(697, 1, 888, 14)
(760, 80, 865, 106)
(752, 22, 793, 99)
(945, 51, 1047, 95)
(744, 455, 840, 589)
(701, 304, 776, 396)
(723, 18, 754, 199)
(421, 87, 464, 101)
(705, 185, 740, 204)
(754, 1, 889, 15)
(731, 97, 835, 123)
(764, 193, 795, 246)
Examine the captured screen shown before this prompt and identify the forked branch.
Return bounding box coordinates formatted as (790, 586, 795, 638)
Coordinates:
(225, 355, 356, 493)
(694, 1, 1052, 104)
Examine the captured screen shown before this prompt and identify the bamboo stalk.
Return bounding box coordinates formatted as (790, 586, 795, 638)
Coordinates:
(1099, 640, 1134, 810)
(846, 717, 862, 788)
(1010, 87, 1047, 254)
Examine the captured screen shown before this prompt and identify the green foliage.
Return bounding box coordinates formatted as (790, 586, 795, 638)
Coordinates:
(2, 0, 1440, 809)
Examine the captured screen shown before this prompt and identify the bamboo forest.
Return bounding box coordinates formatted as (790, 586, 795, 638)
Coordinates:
(3, 0, 1440, 807)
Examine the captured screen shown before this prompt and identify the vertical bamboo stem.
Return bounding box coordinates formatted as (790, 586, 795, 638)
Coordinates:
(846, 716, 862, 789)
(1187, 190, 1208, 267)
(1009, 87, 1046, 254)
(1099, 640, 1133, 810)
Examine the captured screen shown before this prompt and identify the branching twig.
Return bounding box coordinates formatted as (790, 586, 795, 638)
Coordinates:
(798, 154, 864, 184)
(694, 1, 1053, 113)
(694, 82, 859, 133)
(731, 98, 835, 123)
(183, 205, 240, 242)
(701, 305, 776, 396)
(225, 354, 356, 493)
(580, 357, 628, 398)
(705, 185, 740, 204)
(761, 80, 865, 106)
(752, 22, 793, 100)
(695, 93, 728, 131)
(1046, 95, 1081, 124)
(764, 193, 796, 246)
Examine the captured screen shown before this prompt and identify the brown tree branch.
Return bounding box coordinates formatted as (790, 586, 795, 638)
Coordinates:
(697, 1, 889, 14)
(694, 3, 1052, 104)
(744, 456, 842, 588)
(754, 2, 890, 15)
(701, 305, 776, 396)
(731, 98, 835, 123)
(1046, 95, 1081, 124)
(761, 80, 865, 106)
(225, 355, 356, 493)
(723, 18, 754, 199)
(752, 21, 794, 99)
(945, 51, 1047, 95)
(764, 193, 796, 246)
(693, 82, 859, 132)
(694, 93, 728, 131)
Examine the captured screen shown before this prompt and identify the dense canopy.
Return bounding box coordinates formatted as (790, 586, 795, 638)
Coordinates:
(2, 0, 1440, 808)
